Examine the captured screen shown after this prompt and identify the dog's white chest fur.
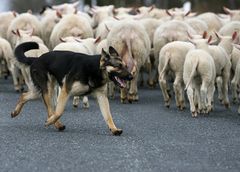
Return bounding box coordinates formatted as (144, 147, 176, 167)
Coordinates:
(70, 81, 89, 95)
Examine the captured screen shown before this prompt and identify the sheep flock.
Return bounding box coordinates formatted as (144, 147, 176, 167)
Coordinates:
(0, 1, 240, 117)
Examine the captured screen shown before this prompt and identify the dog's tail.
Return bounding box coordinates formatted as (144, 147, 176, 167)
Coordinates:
(14, 42, 39, 66)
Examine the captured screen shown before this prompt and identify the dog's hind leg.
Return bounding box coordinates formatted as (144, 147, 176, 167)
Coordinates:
(42, 80, 66, 131)
(11, 89, 40, 118)
(45, 84, 70, 126)
(95, 90, 122, 136)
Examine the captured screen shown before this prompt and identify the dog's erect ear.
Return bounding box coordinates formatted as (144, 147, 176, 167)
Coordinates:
(100, 48, 109, 69)
(109, 46, 118, 56)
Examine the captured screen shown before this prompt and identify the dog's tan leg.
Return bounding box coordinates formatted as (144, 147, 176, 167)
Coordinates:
(95, 91, 122, 136)
(45, 85, 69, 126)
(11, 91, 40, 118)
(42, 84, 66, 131)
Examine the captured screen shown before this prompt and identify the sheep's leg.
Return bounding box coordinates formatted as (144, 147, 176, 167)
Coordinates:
(120, 88, 128, 103)
(186, 86, 197, 117)
(222, 68, 230, 108)
(107, 82, 115, 99)
(179, 82, 186, 110)
(231, 77, 238, 104)
(207, 83, 215, 112)
(73, 96, 80, 108)
(146, 61, 154, 87)
(173, 74, 183, 110)
(159, 73, 170, 108)
(128, 70, 139, 102)
(216, 76, 223, 103)
(8, 63, 21, 92)
(11, 90, 40, 118)
(82, 96, 89, 108)
(195, 84, 202, 114)
(200, 81, 208, 114)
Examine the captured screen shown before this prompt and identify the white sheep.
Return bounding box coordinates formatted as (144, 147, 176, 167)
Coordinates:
(50, 14, 93, 49)
(231, 44, 240, 112)
(197, 12, 223, 33)
(223, 7, 240, 21)
(0, 11, 17, 39)
(51, 1, 79, 15)
(107, 20, 151, 103)
(13, 29, 49, 91)
(184, 49, 216, 117)
(7, 12, 42, 47)
(40, 10, 62, 48)
(153, 20, 196, 67)
(158, 41, 195, 110)
(189, 34, 232, 108)
(0, 37, 22, 91)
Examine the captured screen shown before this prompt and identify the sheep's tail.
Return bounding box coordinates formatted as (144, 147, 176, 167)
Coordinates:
(126, 37, 133, 59)
(14, 42, 39, 66)
(185, 59, 198, 90)
(159, 52, 170, 79)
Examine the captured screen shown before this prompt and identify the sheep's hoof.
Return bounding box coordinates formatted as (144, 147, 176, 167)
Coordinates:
(232, 98, 238, 104)
(83, 102, 89, 109)
(191, 111, 197, 118)
(224, 102, 230, 109)
(121, 97, 128, 104)
(73, 104, 78, 108)
(147, 80, 155, 88)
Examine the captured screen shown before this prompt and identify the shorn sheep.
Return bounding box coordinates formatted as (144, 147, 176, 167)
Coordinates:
(107, 20, 151, 103)
(158, 41, 195, 110)
(184, 49, 216, 117)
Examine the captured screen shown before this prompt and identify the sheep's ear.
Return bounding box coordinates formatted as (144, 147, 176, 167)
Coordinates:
(27, 9, 32, 14)
(73, 1, 80, 8)
(165, 9, 173, 17)
(59, 37, 66, 42)
(56, 10, 62, 18)
(12, 11, 17, 17)
(94, 36, 101, 44)
(223, 6, 233, 15)
(185, 10, 191, 16)
(109, 46, 119, 56)
(232, 31, 238, 41)
(202, 31, 207, 39)
(215, 31, 222, 40)
(148, 5, 155, 12)
(12, 29, 21, 37)
(105, 24, 110, 32)
(207, 35, 212, 44)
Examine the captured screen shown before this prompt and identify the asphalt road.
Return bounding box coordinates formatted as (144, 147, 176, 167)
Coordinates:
(0, 78, 240, 172)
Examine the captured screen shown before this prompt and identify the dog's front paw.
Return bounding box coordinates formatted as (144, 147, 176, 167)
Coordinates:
(11, 111, 19, 118)
(45, 115, 60, 126)
(110, 128, 123, 136)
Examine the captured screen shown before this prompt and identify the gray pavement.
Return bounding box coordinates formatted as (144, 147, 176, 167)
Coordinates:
(0, 78, 240, 172)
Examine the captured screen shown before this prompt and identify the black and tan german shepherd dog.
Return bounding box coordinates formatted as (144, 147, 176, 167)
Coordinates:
(11, 42, 133, 136)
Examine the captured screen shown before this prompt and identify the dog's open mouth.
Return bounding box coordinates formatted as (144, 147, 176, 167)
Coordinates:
(114, 76, 126, 88)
